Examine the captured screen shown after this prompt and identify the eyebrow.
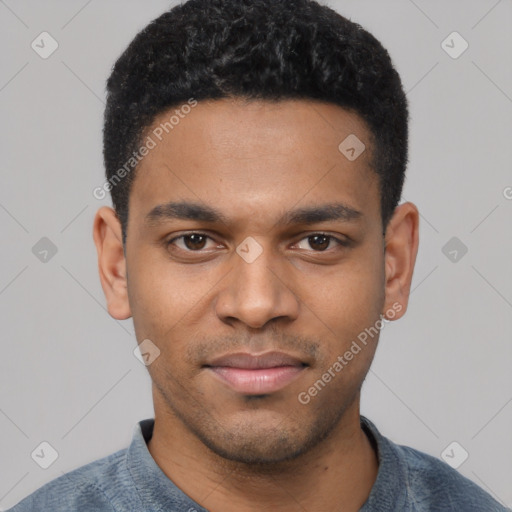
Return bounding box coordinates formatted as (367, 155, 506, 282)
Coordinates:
(144, 200, 362, 227)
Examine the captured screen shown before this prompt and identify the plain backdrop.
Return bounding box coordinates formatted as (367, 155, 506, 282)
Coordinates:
(0, 0, 511, 509)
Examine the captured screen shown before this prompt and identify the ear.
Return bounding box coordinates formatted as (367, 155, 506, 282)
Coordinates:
(382, 202, 419, 320)
(92, 206, 132, 320)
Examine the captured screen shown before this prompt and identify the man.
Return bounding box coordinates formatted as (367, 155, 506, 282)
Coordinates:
(9, 0, 508, 510)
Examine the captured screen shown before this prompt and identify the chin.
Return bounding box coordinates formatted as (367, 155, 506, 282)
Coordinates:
(203, 432, 309, 465)
(193, 415, 334, 467)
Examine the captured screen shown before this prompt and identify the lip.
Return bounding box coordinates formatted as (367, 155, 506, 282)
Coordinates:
(204, 351, 308, 395)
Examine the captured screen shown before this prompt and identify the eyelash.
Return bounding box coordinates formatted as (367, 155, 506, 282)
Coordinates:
(166, 232, 349, 253)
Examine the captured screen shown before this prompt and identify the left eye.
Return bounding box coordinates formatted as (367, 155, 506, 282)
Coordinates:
(294, 233, 344, 252)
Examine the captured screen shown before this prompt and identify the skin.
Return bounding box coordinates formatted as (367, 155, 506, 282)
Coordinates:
(93, 98, 419, 512)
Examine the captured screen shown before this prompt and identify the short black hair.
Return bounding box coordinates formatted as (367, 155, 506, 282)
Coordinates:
(103, 0, 408, 245)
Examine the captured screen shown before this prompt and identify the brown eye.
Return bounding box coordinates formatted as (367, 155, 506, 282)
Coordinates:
(308, 234, 330, 251)
(167, 233, 214, 251)
(182, 234, 207, 250)
(294, 233, 347, 252)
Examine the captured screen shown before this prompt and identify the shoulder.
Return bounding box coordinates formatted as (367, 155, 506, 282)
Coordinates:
(7, 447, 134, 512)
(395, 443, 509, 511)
(360, 416, 509, 511)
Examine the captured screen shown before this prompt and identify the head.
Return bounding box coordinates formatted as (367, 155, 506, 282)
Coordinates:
(94, 0, 419, 465)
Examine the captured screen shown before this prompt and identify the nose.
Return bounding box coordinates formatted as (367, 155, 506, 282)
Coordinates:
(214, 242, 300, 329)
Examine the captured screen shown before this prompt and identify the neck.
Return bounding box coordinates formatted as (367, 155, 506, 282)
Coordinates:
(147, 397, 379, 512)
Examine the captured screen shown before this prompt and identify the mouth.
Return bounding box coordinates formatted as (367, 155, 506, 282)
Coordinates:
(203, 351, 309, 395)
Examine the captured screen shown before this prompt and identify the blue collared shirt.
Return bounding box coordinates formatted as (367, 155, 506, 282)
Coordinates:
(8, 416, 509, 511)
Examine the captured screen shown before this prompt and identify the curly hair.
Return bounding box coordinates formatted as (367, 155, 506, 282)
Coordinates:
(103, 0, 408, 244)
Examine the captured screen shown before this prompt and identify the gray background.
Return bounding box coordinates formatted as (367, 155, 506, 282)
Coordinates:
(1, 0, 511, 509)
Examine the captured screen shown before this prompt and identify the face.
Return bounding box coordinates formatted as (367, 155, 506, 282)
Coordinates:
(94, 98, 418, 465)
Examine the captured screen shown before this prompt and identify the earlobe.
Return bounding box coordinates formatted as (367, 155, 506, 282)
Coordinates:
(382, 202, 420, 321)
(92, 207, 132, 320)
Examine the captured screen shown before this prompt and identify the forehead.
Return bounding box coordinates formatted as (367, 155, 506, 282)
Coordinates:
(129, 98, 380, 229)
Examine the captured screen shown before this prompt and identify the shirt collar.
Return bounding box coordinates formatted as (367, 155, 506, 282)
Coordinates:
(360, 415, 408, 510)
(126, 418, 209, 511)
(126, 416, 406, 511)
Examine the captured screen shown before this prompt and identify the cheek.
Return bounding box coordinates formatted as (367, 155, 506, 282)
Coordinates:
(309, 251, 384, 319)
(127, 254, 219, 342)
(304, 250, 385, 357)
(127, 257, 179, 339)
